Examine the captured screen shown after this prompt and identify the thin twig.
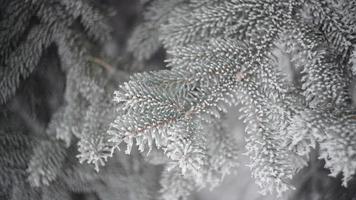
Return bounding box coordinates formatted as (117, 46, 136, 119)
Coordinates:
(88, 56, 115, 74)
(88, 56, 130, 82)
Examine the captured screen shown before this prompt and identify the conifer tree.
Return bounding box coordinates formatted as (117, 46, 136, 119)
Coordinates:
(80, 0, 356, 198)
(1, 0, 356, 200)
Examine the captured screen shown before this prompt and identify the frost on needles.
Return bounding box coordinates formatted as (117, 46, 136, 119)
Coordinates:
(2, 0, 356, 199)
(77, 0, 356, 198)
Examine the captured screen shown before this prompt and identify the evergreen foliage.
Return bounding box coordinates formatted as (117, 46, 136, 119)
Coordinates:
(81, 0, 356, 198)
(0, 0, 110, 104)
(1, 0, 356, 200)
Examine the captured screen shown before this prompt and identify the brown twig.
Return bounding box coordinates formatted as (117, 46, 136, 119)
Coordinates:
(88, 56, 130, 82)
(88, 56, 115, 74)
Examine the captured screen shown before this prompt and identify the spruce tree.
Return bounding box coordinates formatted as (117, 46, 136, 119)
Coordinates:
(1, 0, 356, 200)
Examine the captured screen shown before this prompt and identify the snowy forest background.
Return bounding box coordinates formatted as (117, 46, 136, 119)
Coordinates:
(1, 0, 356, 200)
